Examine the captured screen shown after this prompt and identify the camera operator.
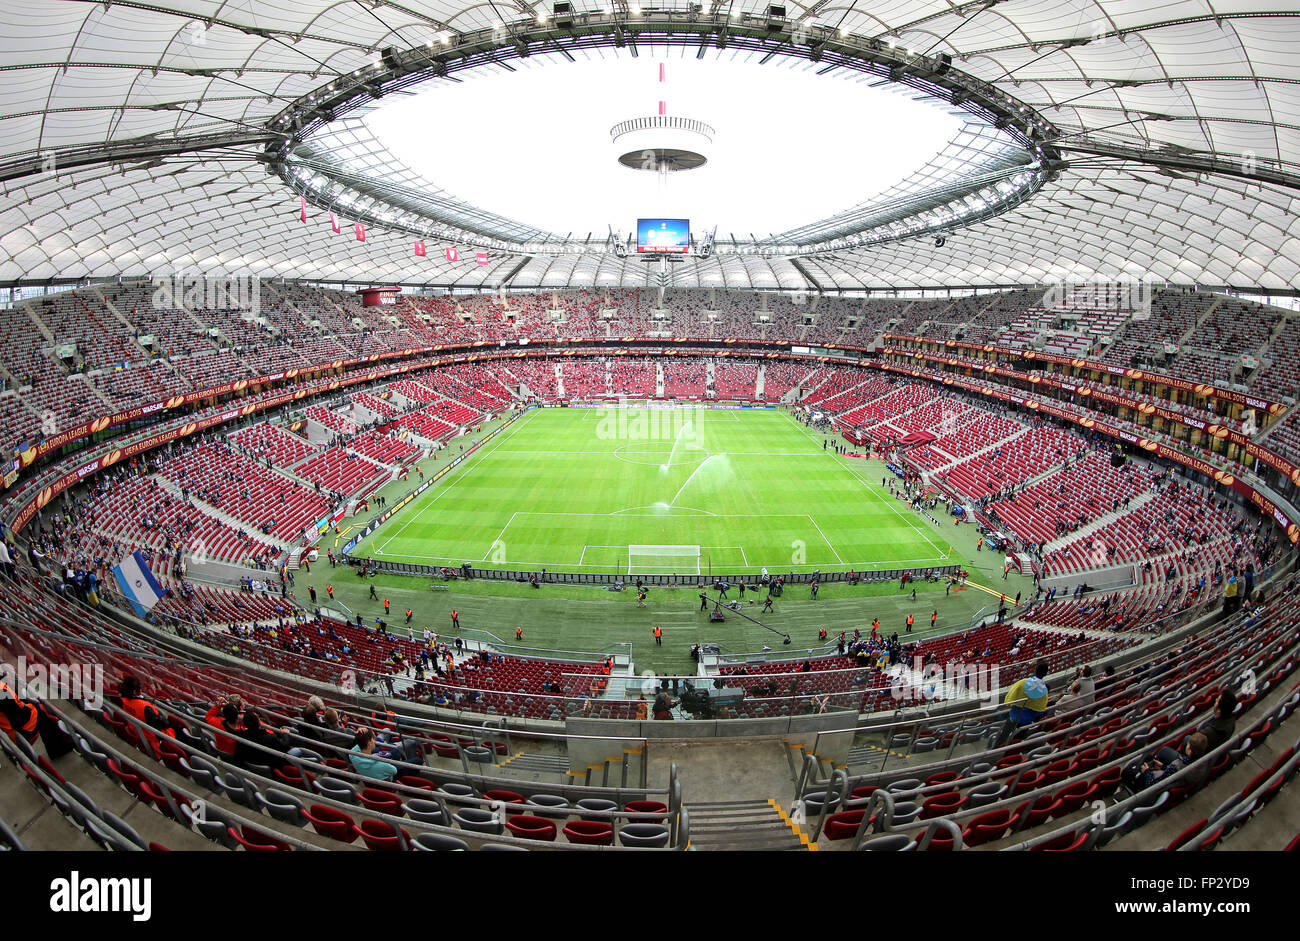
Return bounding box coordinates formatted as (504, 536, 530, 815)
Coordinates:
(652, 688, 677, 720)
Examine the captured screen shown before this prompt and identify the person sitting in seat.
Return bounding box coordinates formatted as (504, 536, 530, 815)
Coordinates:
(1198, 691, 1238, 750)
(233, 709, 291, 770)
(1126, 732, 1210, 791)
(349, 728, 399, 782)
(203, 695, 244, 758)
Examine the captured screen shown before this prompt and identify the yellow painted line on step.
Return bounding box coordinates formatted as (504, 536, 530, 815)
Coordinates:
(963, 579, 1027, 607)
(495, 751, 524, 768)
(768, 798, 816, 851)
(862, 743, 911, 760)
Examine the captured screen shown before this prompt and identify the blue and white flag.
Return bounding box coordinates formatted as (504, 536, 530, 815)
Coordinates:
(112, 551, 164, 618)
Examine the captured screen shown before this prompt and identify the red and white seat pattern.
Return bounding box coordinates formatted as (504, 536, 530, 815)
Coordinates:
(941, 424, 1086, 501)
(293, 448, 388, 497)
(156, 443, 332, 542)
(230, 423, 319, 468)
(304, 405, 359, 435)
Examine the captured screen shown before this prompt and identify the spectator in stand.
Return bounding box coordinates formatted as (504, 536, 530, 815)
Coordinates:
(204, 695, 243, 757)
(1126, 732, 1210, 791)
(995, 658, 1050, 746)
(1074, 664, 1096, 708)
(115, 675, 176, 756)
(0, 677, 40, 745)
(349, 728, 399, 781)
(233, 709, 290, 769)
(1198, 691, 1238, 750)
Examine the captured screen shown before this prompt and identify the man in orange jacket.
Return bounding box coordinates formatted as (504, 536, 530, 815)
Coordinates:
(117, 675, 176, 757)
(204, 696, 244, 757)
(0, 680, 38, 744)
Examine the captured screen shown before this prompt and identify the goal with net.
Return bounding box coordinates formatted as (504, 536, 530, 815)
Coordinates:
(627, 545, 701, 575)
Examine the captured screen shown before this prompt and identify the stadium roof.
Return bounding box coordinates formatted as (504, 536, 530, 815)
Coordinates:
(0, 1, 1298, 292)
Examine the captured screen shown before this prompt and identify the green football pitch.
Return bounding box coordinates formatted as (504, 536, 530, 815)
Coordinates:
(353, 405, 955, 576)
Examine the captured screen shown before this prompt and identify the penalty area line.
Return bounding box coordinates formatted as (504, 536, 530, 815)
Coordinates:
(375, 408, 539, 554)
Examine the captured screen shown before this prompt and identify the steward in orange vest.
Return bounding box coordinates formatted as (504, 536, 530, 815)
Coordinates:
(117, 676, 176, 757)
(0, 680, 39, 744)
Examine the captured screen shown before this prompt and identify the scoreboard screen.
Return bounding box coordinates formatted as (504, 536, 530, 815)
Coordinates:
(636, 219, 690, 254)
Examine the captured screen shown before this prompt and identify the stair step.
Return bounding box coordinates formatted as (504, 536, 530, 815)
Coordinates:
(688, 820, 792, 832)
(501, 754, 570, 773)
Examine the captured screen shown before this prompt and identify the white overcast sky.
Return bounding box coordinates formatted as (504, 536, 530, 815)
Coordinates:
(367, 52, 963, 239)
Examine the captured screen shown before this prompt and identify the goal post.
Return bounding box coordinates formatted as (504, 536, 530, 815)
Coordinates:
(627, 544, 701, 576)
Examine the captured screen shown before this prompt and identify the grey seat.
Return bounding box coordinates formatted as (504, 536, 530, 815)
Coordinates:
(258, 788, 306, 826)
(859, 833, 916, 851)
(888, 733, 912, 749)
(1129, 729, 1156, 750)
(1229, 739, 1254, 763)
(407, 798, 452, 826)
(887, 801, 921, 827)
(193, 805, 241, 848)
(618, 823, 669, 847)
(412, 832, 469, 851)
(1094, 809, 1133, 847)
(1277, 692, 1300, 721)
(462, 745, 492, 764)
(965, 782, 1006, 809)
(801, 791, 840, 817)
(243, 762, 274, 779)
(186, 754, 224, 794)
(73, 735, 111, 773)
(912, 736, 939, 753)
(314, 776, 358, 804)
(454, 807, 503, 834)
(219, 771, 261, 809)
(48, 778, 93, 831)
(480, 842, 529, 851)
(100, 810, 148, 850)
(1128, 790, 1169, 830)
(886, 778, 923, 801)
(575, 798, 618, 820)
(86, 817, 140, 852)
(525, 794, 570, 818)
(1222, 799, 1257, 834)
(437, 783, 478, 806)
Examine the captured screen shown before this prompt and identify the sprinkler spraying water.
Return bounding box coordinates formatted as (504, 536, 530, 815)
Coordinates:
(667, 454, 726, 507)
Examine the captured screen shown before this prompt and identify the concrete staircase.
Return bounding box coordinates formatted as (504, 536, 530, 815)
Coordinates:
(930, 426, 1029, 471)
(151, 473, 294, 552)
(1177, 295, 1225, 347)
(1044, 490, 1157, 554)
(683, 798, 814, 851)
